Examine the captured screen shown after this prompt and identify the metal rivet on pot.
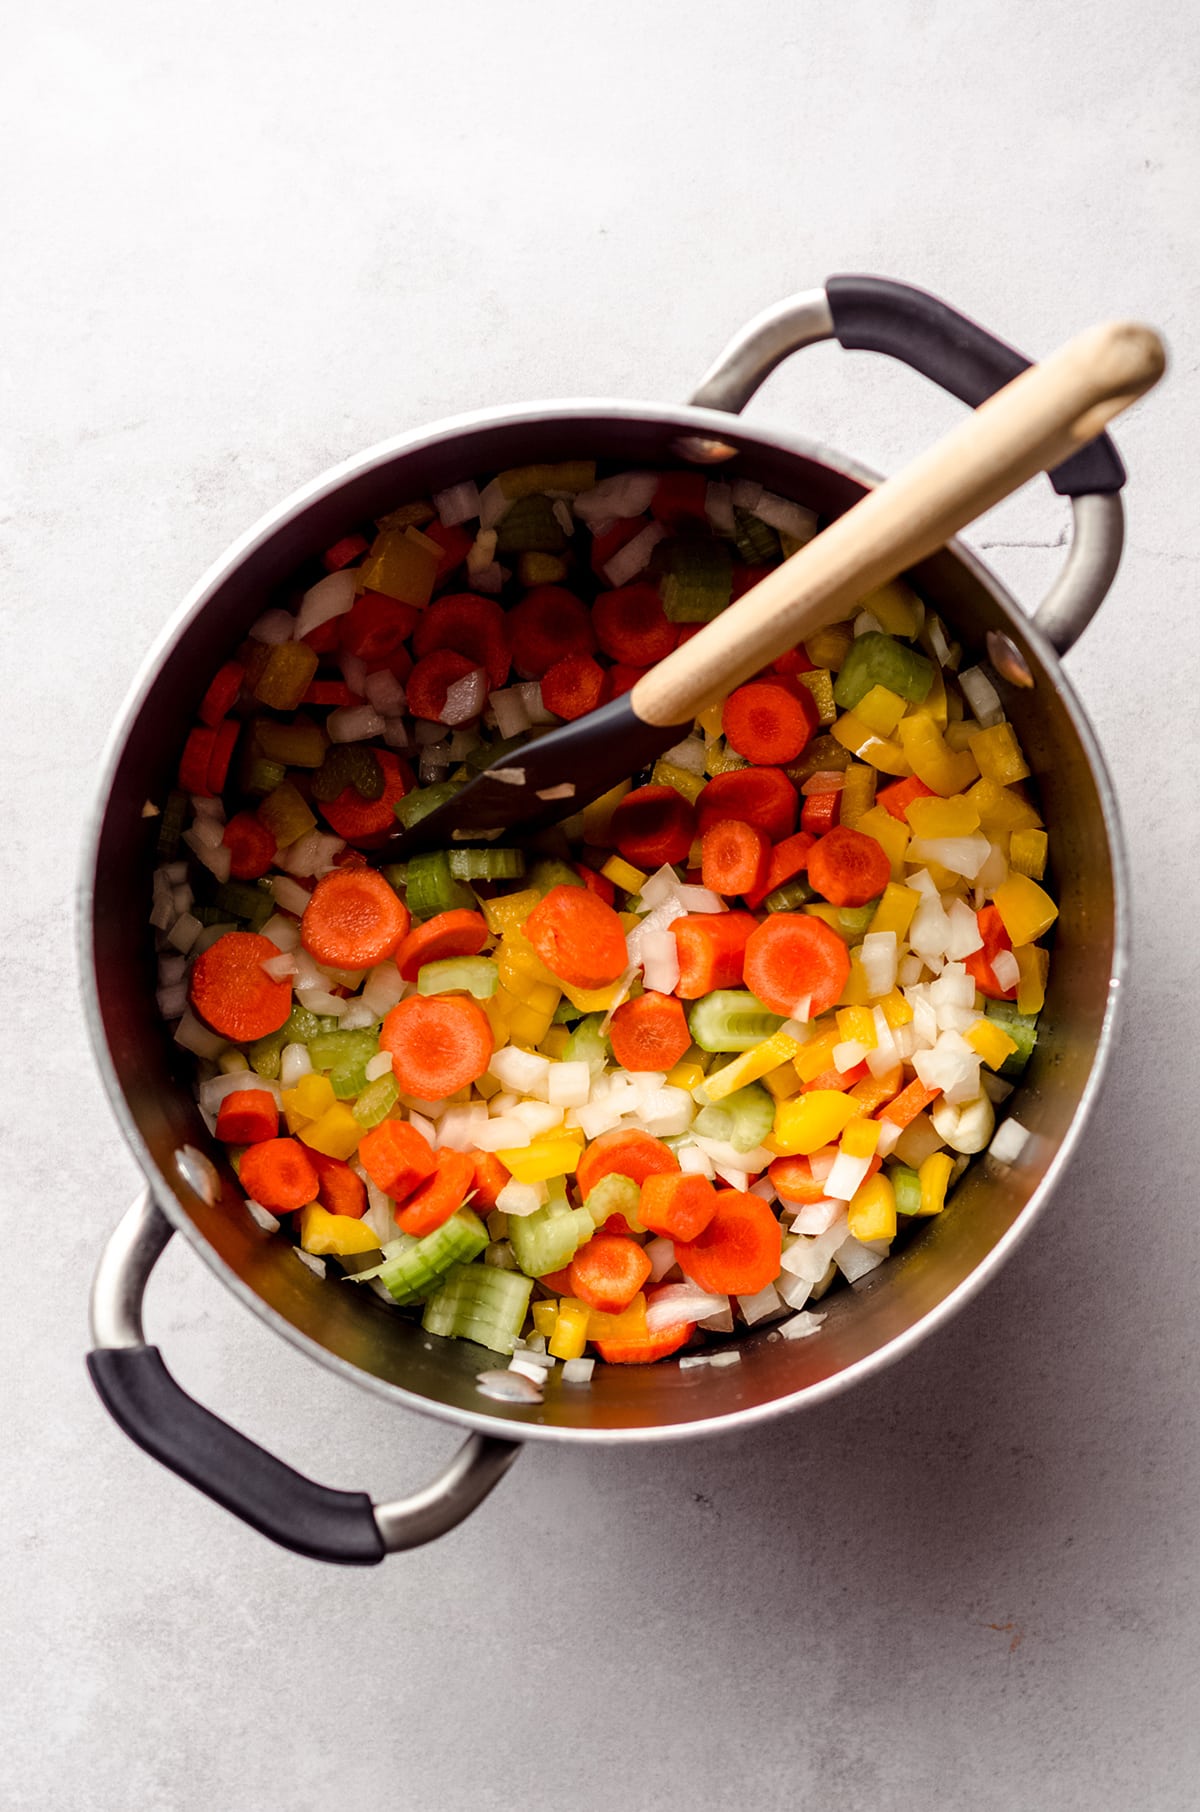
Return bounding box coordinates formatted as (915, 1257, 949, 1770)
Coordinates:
(475, 1369, 544, 1405)
(986, 630, 1035, 689)
(669, 433, 739, 464)
(175, 1144, 220, 1206)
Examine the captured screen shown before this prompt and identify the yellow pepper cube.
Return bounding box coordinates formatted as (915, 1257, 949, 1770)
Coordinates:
(508, 1003, 557, 1047)
(794, 1026, 840, 1084)
(831, 713, 912, 777)
(1010, 829, 1048, 881)
(917, 1150, 955, 1216)
(804, 621, 854, 671)
(764, 1061, 804, 1101)
(497, 1137, 579, 1184)
(481, 888, 541, 936)
(600, 855, 647, 895)
(877, 987, 914, 1030)
(357, 526, 439, 608)
(964, 1016, 1020, 1070)
(944, 720, 976, 753)
(858, 580, 923, 638)
(847, 1173, 896, 1242)
(855, 685, 908, 737)
(919, 660, 950, 729)
(869, 883, 921, 941)
(559, 976, 631, 1014)
(298, 1103, 362, 1161)
(375, 499, 436, 531)
(704, 1030, 804, 1101)
(840, 763, 877, 827)
(770, 1090, 861, 1156)
(475, 1070, 502, 1100)
(586, 1292, 648, 1343)
(666, 1058, 706, 1093)
(896, 713, 979, 796)
(854, 807, 910, 879)
(497, 931, 560, 996)
(695, 700, 724, 739)
(795, 668, 837, 727)
(837, 949, 874, 1006)
(905, 793, 981, 838)
(581, 779, 632, 846)
(540, 1025, 570, 1060)
(836, 1007, 877, 1050)
(652, 759, 708, 804)
(298, 1204, 381, 1257)
(548, 1298, 590, 1361)
(518, 551, 569, 587)
(531, 1300, 559, 1340)
(804, 903, 843, 935)
(1016, 945, 1049, 1016)
(968, 722, 1031, 785)
(498, 460, 596, 500)
(483, 990, 513, 1050)
(252, 641, 319, 713)
(282, 1071, 336, 1131)
(840, 1114, 881, 1159)
(967, 776, 1042, 834)
(993, 874, 1058, 947)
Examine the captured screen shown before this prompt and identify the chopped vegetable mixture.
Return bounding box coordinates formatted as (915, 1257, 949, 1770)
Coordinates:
(149, 461, 1054, 1385)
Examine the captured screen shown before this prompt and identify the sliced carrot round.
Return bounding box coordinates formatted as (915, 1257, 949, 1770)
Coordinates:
(507, 585, 595, 678)
(394, 908, 490, 982)
(239, 1137, 319, 1213)
(338, 591, 419, 662)
(722, 676, 819, 765)
(610, 785, 695, 868)
(671, 912, 757, 999)
(308, 1149, 367, 1218)
(406, 649, 480, 722)
(188, 931, 293, 1042)
(806, 826, 891, 908)
(223, 811, 277, 881)
(608, 991, 691, 1073)
(413, 593, 511, 690)
(214, 1088, 278, 1145)
(568, 1234, 652, 1315)
(396, 1149, 475, 1236)
(468, 1150, 512, 1211)
(358, 1117, 437, 1200)
(607, 662, 650, 698)
(592, 583, 678, 664)
(593, 1320, 693, 1364)
(317, 748, 414, 848)
(523, 885, 628, 990)
(675, 1189, 782, 1296)
(301, 868, 410, 969)
(379, 995, 494, 1098)
(742, 913, 850, 1018)
(700, 820, 770, 898)
(575, 1128, 679, 1201)
(696, 767, 797, 842)
(767, 1154, 827, 1204)
(639, 1171, 719, 1242)
(540, 653, 609, 721)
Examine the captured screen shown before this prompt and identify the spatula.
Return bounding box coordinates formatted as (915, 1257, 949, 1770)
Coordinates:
(377, 320, 1163, 859)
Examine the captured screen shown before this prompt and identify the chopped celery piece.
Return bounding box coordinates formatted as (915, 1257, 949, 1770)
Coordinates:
(254, 716, 327, 770)
(381, 863, 407, 893)
(212, 880, 274, 930)
(786, 733, 850, 785)
(552, 997, 581, 1025)
(688, 991, 785, 1053)
(766, 878, 816, 911)
(466, 734, 527, 772)
(258, 779, 316, 847)
(527, 857, 584, 897)
(312, 743, 384, 801)
(248, 1028, 286, 1079)
(417, 956, 498, 999)
(352, 1073, 399, 1128)
(421, 1263, 534, 1354)
(583, 1172, 643, 1233)
(403, 849, 476, 919)
(330, 1055, 373, 1100)
(984, 1000, 1039, 1078)
(239, 748, 287, 798)
(562, 1012, 610, 1075)
(704, 738, 748, 776)
(661, 537, 733, 623)
(891, 1165, 923, 1215)
(494, 494, 567, 554)
(838, 900, 881, 938)
(394, 780, 465, 831)
(284, 1003, 325, 1043)
(375, 1210, 489, 1304)
(192, 903, 239, 927)
(448, 848, 526, 880)
(694, 1082, 774, 1153)
(156, 790, 188, 859)
(509, 1202, 594, 1279)
(833, 632, 933, 712)
(731, 506, 781, 565)
(308, 1027, 380, 1071)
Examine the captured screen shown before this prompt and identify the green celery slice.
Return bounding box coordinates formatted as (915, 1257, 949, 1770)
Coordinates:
(890, 1165, 923, 1215)
(376, 1211, 489, 1304)
(417, 956, 498, 999)
(661, 537, 733, 623)
(394, 780, 465, 832)
(404, 850, 476, 919)
(731, 506, 781, 565)
(308, 1027, 380, 1071)
(562, 1013, 610, 1074)
(156, 790, 188, 859)
(448, 848, 526, 880)
(984, 1000, 1039, 1078)
(352, 1074, 399, 1128)
(766, 878, 816, 912)
(833, 632, 933, 711)
(494, 494, 567, 554)
(508, 1203, 594, 1279)
(688, 991, 784, 1053)
(695, 1082, 774, 1152)
(582, 1173, 644, 1234)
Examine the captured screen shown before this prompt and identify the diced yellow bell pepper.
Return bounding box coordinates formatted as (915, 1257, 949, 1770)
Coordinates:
(839, 762, 877, 827)
(704, 1030, 804, 1101)
(652, 758, 708, 804)
(896, 714, 979, 796)
(483, 990, 512, 1050)
(905, 793, 980, 838)
(993, 874, 1058, 947)
(804, 903, 844, 934)
(219, 1049, 251, 1074)
(580, 779, 632, 846)
(549, 1297, 591, 1361)
(531, 1300, 559, 1339)
(944, 720, 976, 753)
(497, 460, 596, 500)
(918, 659, 949, 729)
(1009, 828, 1048, 881)
(869, 882, 921, 941)
(794, 668, 837, 727)
(497, 931, 560, 998)
(831, 713, 912, 776)
(695, 700, 724, 739)
(1016, 944, 1049, 1016)
(837, 949, 874, 1006)
(586, 1292, 648, 1342)
(666, 1058, 706, 1093)
(252, 641, 319, 712)
(618, 910, 642, 934)
(968, 722, 1030, 785)
(298, 1102, 362, 1161)
(259, 779, 317, 849)
(764, 1061, 804, 1101)
(508, 1003, 557, 1047)
(804, 622, 854, 671)
(849, 1068, 903, 1113)
(855, 684, 908, 737)
(964, 1016, 1019, 1070)
(375, 499, 436, 531)
(967, 776, 1042, 834)
(793, 1026, 840, 1083)
(518, 551, 569, 587)
(298, 1204, 381, 1256)
(540, 1025, 570, 1060)
(559, 976, 630, 1014)
(836, 1006, 877, 1050)
(847, 1173, 896, 1242)
(600, 855, 647, 895)
(854, 806, 910, 880)
(357, 526, 439, 608)
(922, 860, 970, 896)
(497, 1137, 580, 1183)
(877, 987, 914, 1030)
(480, 887, 541, 936)
(282, 1071, 336, 1131)
(770, 1090, 861, 1156)
(475, 1070, 502, 1100)
(917, 1150, 955, 1216)
(840, 1114, 881, 1159)
(858, 580, 923, 639)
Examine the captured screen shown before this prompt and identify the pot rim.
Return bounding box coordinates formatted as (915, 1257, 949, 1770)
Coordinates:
(79, 397, 1129, 1444)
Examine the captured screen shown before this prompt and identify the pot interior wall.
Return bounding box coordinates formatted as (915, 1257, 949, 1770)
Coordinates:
(88, 411, 1118, 1438)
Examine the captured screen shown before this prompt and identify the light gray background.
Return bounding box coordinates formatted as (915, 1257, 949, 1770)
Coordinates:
(3, 4, 1198, 1807)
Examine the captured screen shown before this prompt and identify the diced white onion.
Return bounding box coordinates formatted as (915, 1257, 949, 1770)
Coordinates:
(278, 831, 345, 878)
(944, 898, 985, 959)
(496, 1179, 545, 1218)
(469, 560, 504, 594)
(477, 480, 508, 530)
(931, 1091, 995, 1154)
(790, 1197, 845, 1236)
(296, 570, 356, 640)
(364, 668, 407, 716)
(641, 930, 681, 995)
(434, 480, 481, 527)
(780, 1308, 826, 1339)
(989, 1116, 1030, 1163)
(646, 1237, 677, 1282)
(547, 1062, 591, 1109)
(639, 865, 682, 907)
(562, 1357, 595, 1384)
(191, 794, 225, 821)
(327, 705, 387, 744)
(338, 650, 368, 696)
(660, 736, 707, 776)
(860, 930, 898, 998)
(705, 481, 735, 533)
(439, 666, 488, 726)
(364, 1051, 394, 1082)
(182, 829, 232, 884)
(604, 520, 667, 588)
(674, 884, 725, 914)
(435, 1102, 491, 1151)
(991, 949, 1021, 992)
(823, 1148, 875, 1201)
(156, 982, 189, 1019)
(834, 1235, 888, 1282)
(170, 883, 194, 916)
(907, 834, 992, 880)
(248, 608, 295, 645)
(261, 950, 297, 981)
(754, 492, 818, 542)
(488, 687, 532, 740)
(552, 499, 575, 536)
(166, 911, 203, 955)
(645, 1283, 726, 1332)
(737, 1281, 784, 1324)
(174, 1010, 227, 1059)
(677, 1141, 716, 1179)
(270, 874, 312, 915)
(854, 610, 886, 637)
(927, 615, 957, 667)
(833, 1039, 869, 1073)
(700, 1302, 735, 1333)
(637, 1087, 696, 1138)
(245, 1199, 281, 1234)
(959, 666, 1005, 728)
(489, 1046, 551, 1096)
(808, 1145, 838, 1183)
(337, 1000, 377, 1031)
(730, 479, 762, 510)
(574, 471, 659, 525)
(515, 681, 557, 725)
(294, 1249, 327, 1279)
(296, 988, 347, 1017)
(893, 1112, 945, 1167)
(777, 1271, 814, 1310)
(280, 1042, 313, 1087)
(158, 951, 187, 985)
(467, 527, 499, 573)
(260, 913, 300, 952)
(509, 1099, 563, 1137)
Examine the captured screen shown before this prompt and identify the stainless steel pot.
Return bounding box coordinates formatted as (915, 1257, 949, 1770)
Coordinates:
(83, 276, 1129, 1564)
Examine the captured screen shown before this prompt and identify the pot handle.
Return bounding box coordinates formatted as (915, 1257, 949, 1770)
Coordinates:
(85, 1192, 520, 1565)
(689, 275, 1128, 658)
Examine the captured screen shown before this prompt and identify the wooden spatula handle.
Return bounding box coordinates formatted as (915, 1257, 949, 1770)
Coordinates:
(631, 320, 1164, 728)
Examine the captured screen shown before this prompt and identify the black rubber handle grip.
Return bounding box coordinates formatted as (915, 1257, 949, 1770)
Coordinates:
(826, 275, 1126, 498)
(87, 1346, 385, 1565)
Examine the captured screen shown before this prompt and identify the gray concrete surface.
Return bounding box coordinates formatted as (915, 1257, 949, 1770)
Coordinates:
(3, 3, 1198, 1806)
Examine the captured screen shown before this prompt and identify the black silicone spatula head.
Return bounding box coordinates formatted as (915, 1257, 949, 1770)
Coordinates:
(380, 694, 689, 857)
